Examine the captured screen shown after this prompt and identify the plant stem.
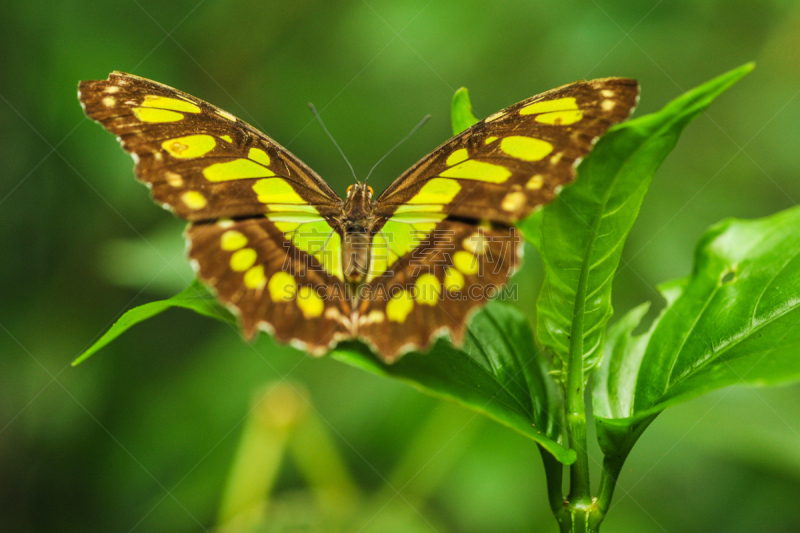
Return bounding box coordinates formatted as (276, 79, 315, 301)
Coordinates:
(589, 415, 657, 530)
(566, 280, 591, 501)
(563, 238, 596, 530)
(539, 446, 568, 525)
(595, 454, 626, 517)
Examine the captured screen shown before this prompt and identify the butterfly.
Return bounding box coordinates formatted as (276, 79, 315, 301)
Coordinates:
(79, 72, 638, 362)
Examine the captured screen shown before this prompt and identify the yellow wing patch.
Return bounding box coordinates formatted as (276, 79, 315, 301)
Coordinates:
(268, 272, 296, 302)
(439, 160, 511, 183)
(244, 265, 267, 290)
(297, 286, 324, 318)
(446, 149, 469, 166)
(248, 148, 271, 166)
(252, 178, 304, 204)
(181, 191, 207, 209)
(499, 136, 553, 162)
(415, 274, 441, 306)
(444, 267, 464, 292)
(162, 135, 216, 159)
(520, 97, 578, 115)
(526, 175, 544, 190)
(132, 108, 183, 123)
(453, 251, 479, 275)
(268, 216, 343, 280)
(220, 230, 248, 251)
(501, 191, 527, 212)
(141, 95, 201, 113)
(535, 110, 583, 125)
(407, 178, 461, 206)
(230, 248, 257, 271)
(204, 159, 275, 182)
(386, 290, 414, 322)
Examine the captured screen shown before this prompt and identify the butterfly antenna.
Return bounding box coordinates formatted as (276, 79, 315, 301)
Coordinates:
(365, 114, 431, 183)
(308, 103, 359, 183)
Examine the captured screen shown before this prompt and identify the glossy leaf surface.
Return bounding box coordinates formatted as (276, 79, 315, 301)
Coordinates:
(525, 64, 754, 382)
(594, 205, 800, 455)
(332, 302, 575, 463)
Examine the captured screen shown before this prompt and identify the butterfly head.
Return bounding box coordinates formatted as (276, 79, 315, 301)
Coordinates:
(346, 183, 374, 200)
(343, 182, 375, 230)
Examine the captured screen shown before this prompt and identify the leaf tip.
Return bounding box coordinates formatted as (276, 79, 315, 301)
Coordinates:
(451, 87, 479, 135)
(452, 86, 469, 98)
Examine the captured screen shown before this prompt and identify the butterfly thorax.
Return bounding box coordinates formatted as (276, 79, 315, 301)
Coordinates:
(340, 183, 376, 283)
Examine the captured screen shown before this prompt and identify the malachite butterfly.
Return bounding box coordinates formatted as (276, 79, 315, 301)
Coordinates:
(79, 72, 638, 362)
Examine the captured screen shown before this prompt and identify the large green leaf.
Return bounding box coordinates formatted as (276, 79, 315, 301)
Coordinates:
(71, 280, 236, 366)
(331, 302, 575, 464)
(525, 64, 754, 383)
(594, 205, 800, 456)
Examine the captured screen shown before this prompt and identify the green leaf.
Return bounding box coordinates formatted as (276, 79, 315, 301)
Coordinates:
(451, 87, 479, 135)
(72, 280, 236, 366)
(331, 302, 576, 464)
(525, 63, 754, 383)
(594, 204, 800, 456)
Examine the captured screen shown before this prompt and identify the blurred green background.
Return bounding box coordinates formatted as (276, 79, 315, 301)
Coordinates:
(2, 1, 800, 531)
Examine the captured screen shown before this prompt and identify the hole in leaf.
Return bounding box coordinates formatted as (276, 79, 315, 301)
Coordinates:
(720, 268, 736, 285)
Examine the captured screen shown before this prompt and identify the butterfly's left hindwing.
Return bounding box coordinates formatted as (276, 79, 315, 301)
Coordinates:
(355, 220, 520, 360)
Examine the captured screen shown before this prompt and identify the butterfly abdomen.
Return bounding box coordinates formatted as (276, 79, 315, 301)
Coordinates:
(342, 230, 372, 283)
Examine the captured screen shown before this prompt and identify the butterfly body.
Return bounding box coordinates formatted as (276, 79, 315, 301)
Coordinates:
(79, 72, 638, 362)
(339, 183, 377, 283)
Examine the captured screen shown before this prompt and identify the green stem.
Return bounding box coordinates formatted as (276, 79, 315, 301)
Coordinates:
(594, 454, 626, 520)
(562, 232, 597, 531)
(589, 415, 657, 530)
(566, 253, 592, 505)
(539, 446, 568, 525)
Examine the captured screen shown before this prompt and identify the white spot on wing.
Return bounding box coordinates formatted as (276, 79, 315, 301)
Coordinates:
(485, 111, 506, 122)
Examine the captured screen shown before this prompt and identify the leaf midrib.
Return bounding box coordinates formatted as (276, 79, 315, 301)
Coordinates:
(653, 281, 800, 410)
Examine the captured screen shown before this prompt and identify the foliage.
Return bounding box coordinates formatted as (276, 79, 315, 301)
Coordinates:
(68, 60, 800, 532)
(524, 63, 755, 384)
(594, 205, 800, 459)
